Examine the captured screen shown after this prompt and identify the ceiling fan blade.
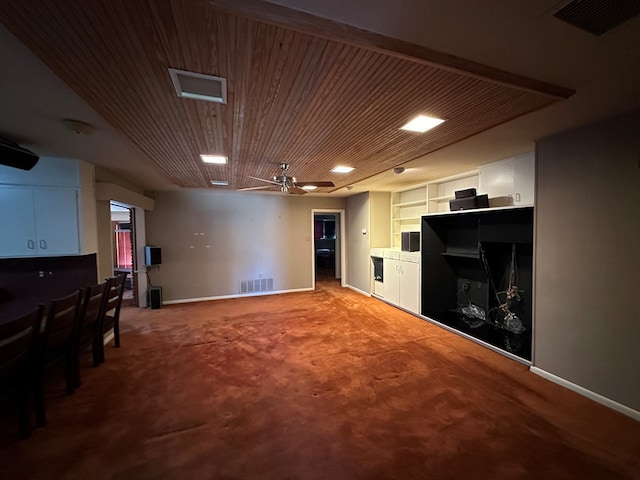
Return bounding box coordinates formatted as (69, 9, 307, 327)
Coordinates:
(288, 186, 308, 195)
(238, 185, 272, 191)
(295, 181, 335, 187)
(248, 175, 279, 185)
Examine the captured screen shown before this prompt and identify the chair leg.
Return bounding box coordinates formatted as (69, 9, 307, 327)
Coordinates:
(64, 358, 75, 395)
(17, 389, 31, 439)
(114, 320, 120, 348)
(91, 337, 101, 367)
(34, 380, 46, 428)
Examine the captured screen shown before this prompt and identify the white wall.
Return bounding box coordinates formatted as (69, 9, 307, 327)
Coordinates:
(145, 190, 346, 302)
(535, 109, 640, 412)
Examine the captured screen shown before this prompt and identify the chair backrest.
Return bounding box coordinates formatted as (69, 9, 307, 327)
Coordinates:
(78, 281, 109, 334)
(0, 306, 43, 381)
(42, 289, 83, 353)
(104, 274, 126, 319)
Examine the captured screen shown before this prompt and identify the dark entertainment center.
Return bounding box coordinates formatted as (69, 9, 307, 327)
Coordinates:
(421, 207, 534, 361)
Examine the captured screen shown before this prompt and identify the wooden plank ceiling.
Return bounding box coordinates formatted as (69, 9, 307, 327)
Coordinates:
(0, 0, 573, 192)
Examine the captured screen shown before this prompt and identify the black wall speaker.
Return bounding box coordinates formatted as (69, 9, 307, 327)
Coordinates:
(144, 246, 162, 266)
(0, 139, 39, 170)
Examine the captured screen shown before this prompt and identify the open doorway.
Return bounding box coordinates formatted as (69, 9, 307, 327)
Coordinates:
(311, 209, 346, 289)
(110, 202, 137, 306)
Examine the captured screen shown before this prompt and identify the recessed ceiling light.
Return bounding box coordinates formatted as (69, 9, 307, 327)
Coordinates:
(400, 115, 445, 133)
(302, 185, 317, 191)
(201, 155, 228, 164)
(331, 166, 354, 173)
(210, 180, 229, 186)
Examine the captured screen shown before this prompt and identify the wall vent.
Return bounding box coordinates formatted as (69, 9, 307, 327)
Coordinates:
(168, 68, 227, 104)
(240, 278, 274, 294)
(552, 0, 640, 36)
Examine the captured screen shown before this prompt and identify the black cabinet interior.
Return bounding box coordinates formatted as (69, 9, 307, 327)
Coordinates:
(421, 207, 534, 360)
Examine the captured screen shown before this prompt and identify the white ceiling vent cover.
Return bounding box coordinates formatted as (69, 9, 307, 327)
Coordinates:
(168, 68, 227, 104)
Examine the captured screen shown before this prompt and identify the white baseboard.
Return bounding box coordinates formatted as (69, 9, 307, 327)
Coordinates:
(346, 284, 371, 297)
(103, 330, 114, 345)
(162, 287, 314, 305)
(530, 366, 640, 422)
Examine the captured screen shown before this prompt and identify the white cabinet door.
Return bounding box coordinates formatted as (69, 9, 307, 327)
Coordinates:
(0, 187, 81, 257)
(479, 153, 534, 206)
(0, 187, 37, 256)
(33, 189, 80, 255)
(383, 258, 400, 305)
(512, 154, 535, 205)
(399, 259, 420, 314)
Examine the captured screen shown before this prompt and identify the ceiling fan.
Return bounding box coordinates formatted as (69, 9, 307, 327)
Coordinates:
(239, 163, 334, 195)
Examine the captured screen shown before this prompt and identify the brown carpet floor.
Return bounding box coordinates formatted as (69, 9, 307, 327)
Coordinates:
(1, 279, 639, 479)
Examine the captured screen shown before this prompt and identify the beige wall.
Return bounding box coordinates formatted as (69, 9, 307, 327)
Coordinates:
(535, 109, 640, 411)
(145, 190, 345, 302)
(346, 192, 371, 293)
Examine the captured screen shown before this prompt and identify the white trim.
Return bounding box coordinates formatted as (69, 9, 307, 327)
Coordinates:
(346, 284, 370, 297)
(530, 366, 640, 422)
(162, 287, 314, 305)
(103, 330, 115, 345)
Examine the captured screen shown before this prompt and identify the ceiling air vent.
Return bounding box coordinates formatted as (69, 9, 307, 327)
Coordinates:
(552, 0, 640, 35)
(168, 68, 227, 104)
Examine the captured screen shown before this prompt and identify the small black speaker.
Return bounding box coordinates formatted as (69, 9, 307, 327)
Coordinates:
(144, 246, 162, 266)
(0, 139, 39, 170)
(148, 286, 162, 309)
(401, 231, 420, 252)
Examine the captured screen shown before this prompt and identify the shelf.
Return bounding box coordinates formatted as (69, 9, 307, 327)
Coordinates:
(392, 216, 422, 222)
(441, 251, 478, 259)
(391, 200, 426, 208)
(428, 195, 454, 203)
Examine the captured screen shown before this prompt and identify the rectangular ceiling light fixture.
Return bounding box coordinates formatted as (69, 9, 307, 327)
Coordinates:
(169, 68, 227, 104)
(332, 166, 354, 173)
(210, 180, 229, 186)
(201, 155, 228, 164)
(401, 115, 445, 133)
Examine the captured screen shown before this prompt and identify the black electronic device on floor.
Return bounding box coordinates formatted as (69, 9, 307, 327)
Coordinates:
(148, 286, 162, 309)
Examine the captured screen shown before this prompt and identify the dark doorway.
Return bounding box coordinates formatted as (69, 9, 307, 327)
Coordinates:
(314, 214, 337, 282)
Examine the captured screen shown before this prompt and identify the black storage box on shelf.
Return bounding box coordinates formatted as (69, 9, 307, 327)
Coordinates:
(454, 188, 477, 199)
(401, 231, 420, 252)
(449, 196, 478, 211)
(449, 193, 490, 211)
(476, 194, 489, 208)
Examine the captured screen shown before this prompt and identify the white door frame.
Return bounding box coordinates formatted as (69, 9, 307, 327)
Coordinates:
(311, 209, 346, 289)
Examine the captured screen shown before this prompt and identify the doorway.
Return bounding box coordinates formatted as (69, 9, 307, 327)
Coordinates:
(110, 202, 137, 306)
(311, 209, 346, 289)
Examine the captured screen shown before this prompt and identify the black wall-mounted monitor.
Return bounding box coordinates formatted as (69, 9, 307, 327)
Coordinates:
(144, 246, 162, 266)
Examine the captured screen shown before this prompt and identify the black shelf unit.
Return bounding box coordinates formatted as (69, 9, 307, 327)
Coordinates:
(421, 207, 534, 360)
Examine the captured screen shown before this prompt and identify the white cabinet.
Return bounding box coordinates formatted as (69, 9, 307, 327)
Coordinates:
(382, 250, 420, 314)
(479, 153, 534, 206)
(0, 187, 80, 257)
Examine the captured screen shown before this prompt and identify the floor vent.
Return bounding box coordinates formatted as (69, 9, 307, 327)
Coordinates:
(552, 0, 640, 36)
(240, 278, 274, 294)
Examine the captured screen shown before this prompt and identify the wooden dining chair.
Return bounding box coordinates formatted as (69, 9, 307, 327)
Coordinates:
(0, 306, 43, 439)
(73, 280, 109, 388)
(34, 289, 82, 427)
(100, 274, 126, 363)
